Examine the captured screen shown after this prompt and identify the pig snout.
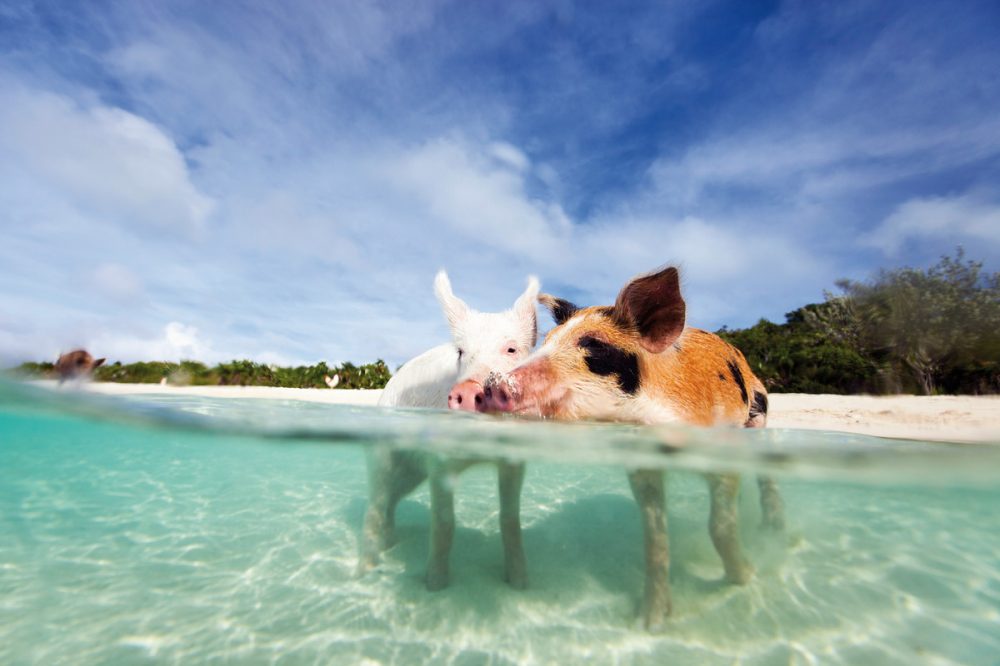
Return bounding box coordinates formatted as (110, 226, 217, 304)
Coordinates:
(478, 372, 517, 413)
(447, 379, 485, 411)
(479, 382, 513, 412)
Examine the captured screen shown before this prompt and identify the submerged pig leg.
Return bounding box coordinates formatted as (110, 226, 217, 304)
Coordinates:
(358, 449, 427, 574)
(426, 458, 457, 590)
(757, 475, 785, 530)
(628, 468, 671, 630)
(358, 448, 394, 573)
(707, 473, 754, 584)
(498, 460, 528, 589)
(385, 451, 427, 537)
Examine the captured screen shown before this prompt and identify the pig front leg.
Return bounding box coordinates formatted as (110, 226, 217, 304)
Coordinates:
(498, 461, 528, 589)
(628, 468, 671, 630)
(707, 473, 754, 584)
(426, 458, 457, 590)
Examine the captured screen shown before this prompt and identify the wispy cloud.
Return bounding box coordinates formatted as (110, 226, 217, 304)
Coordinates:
(867, 194, 1000, 256)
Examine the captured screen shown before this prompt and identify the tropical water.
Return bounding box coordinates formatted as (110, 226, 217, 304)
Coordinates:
(1, 382, 999, 665)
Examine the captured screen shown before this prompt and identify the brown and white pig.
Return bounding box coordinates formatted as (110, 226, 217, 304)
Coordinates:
(475, 266, 784, 630)
(55, 349, 105, 383)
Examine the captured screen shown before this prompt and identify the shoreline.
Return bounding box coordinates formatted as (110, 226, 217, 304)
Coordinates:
(32, 381, 1000, 443)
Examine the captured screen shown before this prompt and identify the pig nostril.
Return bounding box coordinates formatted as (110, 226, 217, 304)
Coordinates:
(457, 395, 462, 404)
(475, 394, 482, 405)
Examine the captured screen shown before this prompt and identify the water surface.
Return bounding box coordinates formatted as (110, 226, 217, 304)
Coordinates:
(2, 382, 998, 664)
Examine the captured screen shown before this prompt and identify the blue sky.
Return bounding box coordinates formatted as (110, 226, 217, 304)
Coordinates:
(2, 0, 999, 367)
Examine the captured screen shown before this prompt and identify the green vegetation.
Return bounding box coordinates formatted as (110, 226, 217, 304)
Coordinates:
(720, 249, 1000, 395)
(7, 361, 55, 379)
(9, 358, 392, 389)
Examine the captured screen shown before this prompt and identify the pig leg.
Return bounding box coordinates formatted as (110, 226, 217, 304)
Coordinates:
(358, 448, 394, 574)
(744, 408, 785, 530)
(706, 473, 754, 584)
(426, 458, 457, 591)
(384, 451, 427, 537)
(628, 469, 671, 630)
(757, 476, 785, 530)
(357, 449, 425, 574)
(498, 461, 528, 589)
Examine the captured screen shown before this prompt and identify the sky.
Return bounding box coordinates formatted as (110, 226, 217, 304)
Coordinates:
(1, 0, 999, 368)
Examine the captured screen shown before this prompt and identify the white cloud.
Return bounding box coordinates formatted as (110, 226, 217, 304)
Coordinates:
(866, 194, 1000, 255)
(384, 138, 571, 259)
(91, 263, 144, 304)
(90, 322, 210, 362)
(0, 84, 214, 236)
(489, 141, 530, 172)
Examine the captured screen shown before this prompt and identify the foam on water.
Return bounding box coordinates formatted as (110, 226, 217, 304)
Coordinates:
(1, 382, 999, 664)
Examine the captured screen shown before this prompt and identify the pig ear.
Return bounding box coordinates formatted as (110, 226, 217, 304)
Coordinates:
(93, 358, 106, 368)
(538, 294, 580, 325)
(512, 276, 540, 344)
(434, 270, 470, 331)
(613, 266, 685, 354)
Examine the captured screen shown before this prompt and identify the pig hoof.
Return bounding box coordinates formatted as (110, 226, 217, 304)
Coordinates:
(638, 598, 672, 632)
(505, 566, 528, 590)
(425, 567, 450, 591)
(725, 562, 755, 585)
(355, 554, 378, 578)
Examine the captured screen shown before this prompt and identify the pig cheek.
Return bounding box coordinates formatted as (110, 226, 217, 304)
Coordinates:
(509, 361, 569, 416)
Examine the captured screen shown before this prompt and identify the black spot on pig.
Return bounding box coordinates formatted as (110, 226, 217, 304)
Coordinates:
(540, 295, 580, 325)
(750, 390, 768, 418)
(727, 360, 748, 405)
(578, 335, 640, 394)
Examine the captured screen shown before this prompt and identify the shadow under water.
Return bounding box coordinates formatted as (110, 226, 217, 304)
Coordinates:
(1, 381, 998, 664)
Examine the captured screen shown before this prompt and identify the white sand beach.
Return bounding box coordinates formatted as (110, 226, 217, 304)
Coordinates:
(60, 382, 1000, 443)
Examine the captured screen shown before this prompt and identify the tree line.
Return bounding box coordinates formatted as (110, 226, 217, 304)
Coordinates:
(10, 359, 392, 390)
(718, 249, 999, 395)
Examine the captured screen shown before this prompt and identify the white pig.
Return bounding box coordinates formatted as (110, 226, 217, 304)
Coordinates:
(358, 270, 539, 591)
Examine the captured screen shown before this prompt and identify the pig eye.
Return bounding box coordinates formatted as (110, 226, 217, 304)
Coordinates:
(506, 347, 517, 354)
(457, 348, 464, 359)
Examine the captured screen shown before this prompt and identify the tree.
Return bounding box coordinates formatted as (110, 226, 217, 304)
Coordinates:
(816, 249, 1000, 395)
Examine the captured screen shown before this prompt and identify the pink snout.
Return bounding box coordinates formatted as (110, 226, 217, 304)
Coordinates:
(447, 379, 485, 412)
(478, 378, 513, 413)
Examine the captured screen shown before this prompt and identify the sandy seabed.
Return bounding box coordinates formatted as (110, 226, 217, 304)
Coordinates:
(65, 381, 1000, 443)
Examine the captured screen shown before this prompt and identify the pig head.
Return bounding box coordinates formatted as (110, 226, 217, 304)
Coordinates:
(55, 349, 106, 383)
(433, 270, 539, 411)
(480, 266, 760, 428)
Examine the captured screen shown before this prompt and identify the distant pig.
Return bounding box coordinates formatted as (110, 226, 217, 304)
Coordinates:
(477, 266, 784, 629)
(358, 270, 539, 591)
(55, 349, 105, 383)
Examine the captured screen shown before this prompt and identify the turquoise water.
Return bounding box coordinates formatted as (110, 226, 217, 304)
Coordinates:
(2, 383, 999, 664)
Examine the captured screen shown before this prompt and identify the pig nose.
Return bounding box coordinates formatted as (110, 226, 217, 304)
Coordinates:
(480, 383, 512, 412)
(448, 380, 484, 412)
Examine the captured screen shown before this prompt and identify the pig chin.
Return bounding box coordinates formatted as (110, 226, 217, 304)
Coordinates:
(513, 386, 570, 418)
